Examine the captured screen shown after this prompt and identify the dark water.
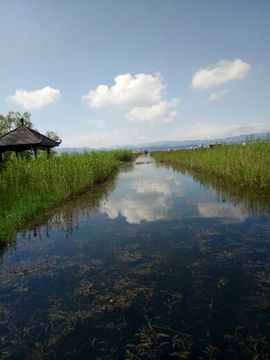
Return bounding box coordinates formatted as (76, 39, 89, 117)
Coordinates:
(1, 156, 270, 359)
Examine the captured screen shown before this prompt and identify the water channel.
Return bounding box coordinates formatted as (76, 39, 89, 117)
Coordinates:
(1, 156, 270, 359)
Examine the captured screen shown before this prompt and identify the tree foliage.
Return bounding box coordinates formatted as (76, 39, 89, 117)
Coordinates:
(45, 130, 61, 142)
(0, 112, 60, 142)
(0, 112, 33, 136)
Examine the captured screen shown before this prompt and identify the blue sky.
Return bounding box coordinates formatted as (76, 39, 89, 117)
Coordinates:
(1, 0, 269, 147)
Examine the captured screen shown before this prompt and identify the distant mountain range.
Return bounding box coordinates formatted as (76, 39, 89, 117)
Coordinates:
(128, 132, 270, 151)
(57, 132, 269, 153)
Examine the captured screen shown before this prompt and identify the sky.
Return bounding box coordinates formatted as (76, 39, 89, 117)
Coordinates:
(0, 0, 270, 148)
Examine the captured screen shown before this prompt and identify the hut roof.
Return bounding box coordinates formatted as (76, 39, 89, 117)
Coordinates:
(0, 124, 61, 151)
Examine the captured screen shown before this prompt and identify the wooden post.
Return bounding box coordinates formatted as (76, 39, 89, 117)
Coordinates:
(0, 152, 2, 163)
(47, 148, 51, 160)
(34, 148, 37, 158)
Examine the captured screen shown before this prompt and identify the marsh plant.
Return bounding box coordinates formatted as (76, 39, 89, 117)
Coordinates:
(0, 150, 133, 243)
(153, 140, 270, 191)
(1, 153, 270, 359)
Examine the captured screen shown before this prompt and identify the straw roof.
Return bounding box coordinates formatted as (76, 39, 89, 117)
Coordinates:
(0, 123, 61, 152)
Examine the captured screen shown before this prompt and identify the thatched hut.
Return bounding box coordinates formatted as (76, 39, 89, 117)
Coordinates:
(0, 119, 61, 161)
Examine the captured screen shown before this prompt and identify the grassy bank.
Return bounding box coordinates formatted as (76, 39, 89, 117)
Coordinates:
(0, 150, 133, 244)
(153, 141, 270, 191)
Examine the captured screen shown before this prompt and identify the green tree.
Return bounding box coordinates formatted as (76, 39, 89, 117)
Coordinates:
(45, 130, 61, 142)
(0, 111, 61, 160)
(0, 111, 32, 136)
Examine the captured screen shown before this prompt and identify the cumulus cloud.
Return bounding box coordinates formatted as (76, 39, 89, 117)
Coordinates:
(126, 98, 179, 123)
(83, 72, 180, 124)
(7, 86, 61, 109)
(191, 59, 251, 90)
(208, 89, 229, 101)
(83, 73, 165, 108)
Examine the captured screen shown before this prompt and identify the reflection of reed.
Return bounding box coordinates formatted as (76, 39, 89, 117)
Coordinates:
(0, 164, 135, 257)
(161, 163, 270, 214)
(0, 176, 118, 257)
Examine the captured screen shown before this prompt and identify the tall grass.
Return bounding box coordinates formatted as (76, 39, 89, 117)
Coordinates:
(0, 150, 133, 244)
(153, 141, 270, 190)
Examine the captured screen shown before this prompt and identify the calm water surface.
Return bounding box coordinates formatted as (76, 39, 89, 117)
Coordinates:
(1, 156, 270, 359)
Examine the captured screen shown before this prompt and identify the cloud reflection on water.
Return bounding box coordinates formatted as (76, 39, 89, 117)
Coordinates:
(198, 202, 249, 223)
(100, 164, 182, 224)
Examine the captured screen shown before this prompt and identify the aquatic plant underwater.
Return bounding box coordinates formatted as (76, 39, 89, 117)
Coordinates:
(1, 157, 270, 359)
(1, 213, 270, 359)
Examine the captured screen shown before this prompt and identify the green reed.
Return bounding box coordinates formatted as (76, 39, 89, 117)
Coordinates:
(153, 141, 270, 191)
(0, 150, 133, 244)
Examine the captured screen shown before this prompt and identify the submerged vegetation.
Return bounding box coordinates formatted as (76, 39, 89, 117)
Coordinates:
(1, 199, 270, 358)
(153, 140, 270, 191)
(1, 154, 270, 358)
(0, 150, 133, 244)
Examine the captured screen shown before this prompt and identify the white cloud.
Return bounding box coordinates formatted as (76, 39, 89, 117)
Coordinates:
(83, 73, 165, 108)
(7, 86, 61, 109)
(191, 59, 251, 90)
(126, 98, 179, 123)
(208, 89, 229, 101)
(83, 72, 180, 126)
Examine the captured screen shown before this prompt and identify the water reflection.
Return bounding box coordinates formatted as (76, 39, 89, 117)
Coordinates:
(0, 157, 270, 359)
(0, 174, 118, 260)
(165, 163, 270, 214)
(100, 159, 182, 224)
(198, 202, 248, 223)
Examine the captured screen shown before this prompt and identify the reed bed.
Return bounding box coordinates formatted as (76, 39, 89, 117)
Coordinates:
(0, 150, 133, 243)
(153, 141, 270, 191)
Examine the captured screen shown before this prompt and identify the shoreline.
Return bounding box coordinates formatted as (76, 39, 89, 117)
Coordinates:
(0, 150, 133, 245)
